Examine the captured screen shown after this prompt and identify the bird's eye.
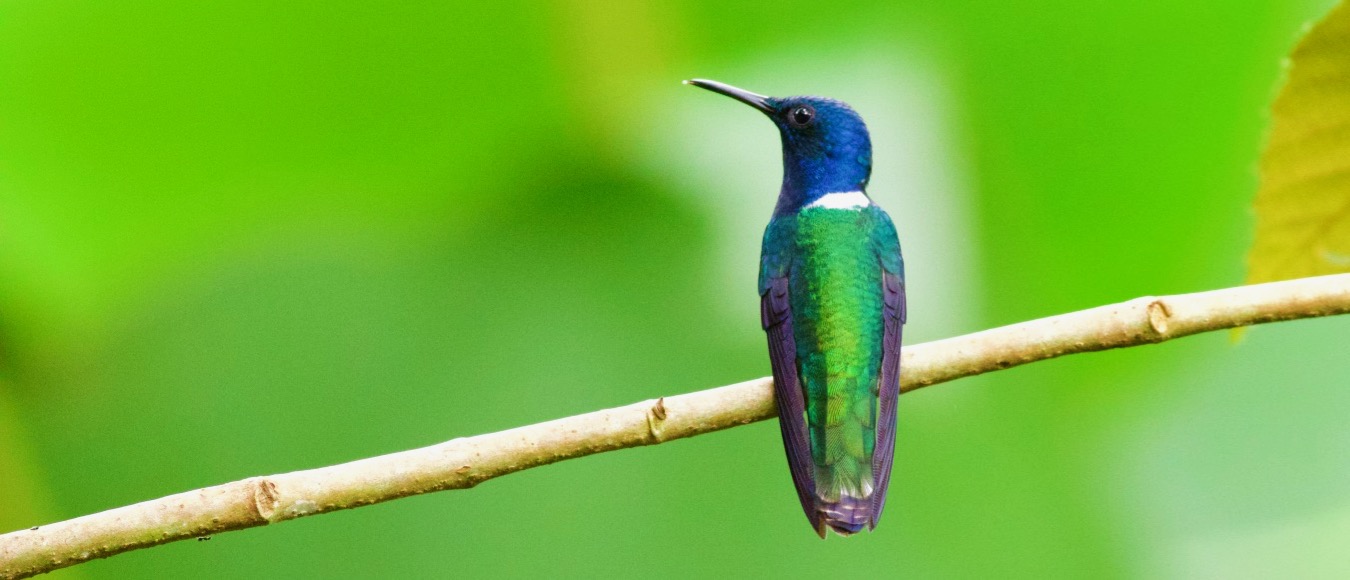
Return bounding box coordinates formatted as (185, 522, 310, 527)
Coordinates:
(788, 105, 815, 127)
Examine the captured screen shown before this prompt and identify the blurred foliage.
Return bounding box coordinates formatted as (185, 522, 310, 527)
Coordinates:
(0, 383, 54, 537)
(0, 0, 1347, 578)
(1249, 0, 1350, 282)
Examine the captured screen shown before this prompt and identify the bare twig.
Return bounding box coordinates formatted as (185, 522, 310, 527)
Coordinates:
(3, 274, 1349, 579)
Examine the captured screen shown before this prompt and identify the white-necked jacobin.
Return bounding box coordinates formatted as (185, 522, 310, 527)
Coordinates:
(687, 79, 906, 537)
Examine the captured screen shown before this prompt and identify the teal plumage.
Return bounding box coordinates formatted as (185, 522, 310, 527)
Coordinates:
(689, 79, 905, 537)
(766, 205, 902, 517)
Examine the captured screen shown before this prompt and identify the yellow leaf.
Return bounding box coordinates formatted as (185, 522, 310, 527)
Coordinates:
(1249, 1, 1350, 283)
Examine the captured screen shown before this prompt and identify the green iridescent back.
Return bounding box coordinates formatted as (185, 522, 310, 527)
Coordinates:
(764, 204, 891, 502)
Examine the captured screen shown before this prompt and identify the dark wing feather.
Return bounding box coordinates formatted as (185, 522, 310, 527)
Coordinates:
(869, 270, 906, 528)
(760, 276, 822, 534)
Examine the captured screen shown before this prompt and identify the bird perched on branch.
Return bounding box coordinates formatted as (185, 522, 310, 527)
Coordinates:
(686, 79, 906, 537)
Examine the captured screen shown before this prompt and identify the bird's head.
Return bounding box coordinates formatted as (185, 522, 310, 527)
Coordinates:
(686, 79, 872, 206)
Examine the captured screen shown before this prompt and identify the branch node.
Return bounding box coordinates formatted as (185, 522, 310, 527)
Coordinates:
(646, 398, 668, 442)
(1146, 298, 1172, 337)
(251, 478, 279, 522)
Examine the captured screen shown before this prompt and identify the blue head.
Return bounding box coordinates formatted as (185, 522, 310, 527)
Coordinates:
(687, 79, 872, 213)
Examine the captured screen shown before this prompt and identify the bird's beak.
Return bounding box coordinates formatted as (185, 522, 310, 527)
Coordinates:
(684, 79, 774, 115)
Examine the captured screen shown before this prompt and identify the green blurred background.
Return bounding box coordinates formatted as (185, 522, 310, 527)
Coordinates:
(2, 0, 1347, 577)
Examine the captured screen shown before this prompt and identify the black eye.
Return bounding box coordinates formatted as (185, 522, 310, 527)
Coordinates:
(788, 105, 815, 127)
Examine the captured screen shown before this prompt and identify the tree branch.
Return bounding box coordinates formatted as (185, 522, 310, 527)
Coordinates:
(3, 273, 1350, 579)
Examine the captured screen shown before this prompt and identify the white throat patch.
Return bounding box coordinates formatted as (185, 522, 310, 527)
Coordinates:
(804, 191, 871, 210)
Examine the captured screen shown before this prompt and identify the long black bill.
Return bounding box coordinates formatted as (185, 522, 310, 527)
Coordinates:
(684, 79, 774, 114)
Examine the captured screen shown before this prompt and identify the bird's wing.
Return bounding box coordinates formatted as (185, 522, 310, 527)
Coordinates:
(760, 217, 821, 532)
(869, 206, 906, 528)
(760, 274, 821, 533)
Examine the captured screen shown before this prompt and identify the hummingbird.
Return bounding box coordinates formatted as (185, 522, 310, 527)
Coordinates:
(687, 79, 905, 537)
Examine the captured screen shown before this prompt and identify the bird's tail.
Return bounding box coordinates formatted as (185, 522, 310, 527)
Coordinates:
(809, 416, 879, 537)
(816, 494, 873, 537)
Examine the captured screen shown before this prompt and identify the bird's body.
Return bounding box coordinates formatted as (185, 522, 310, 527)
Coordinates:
(689, 79, 905, 537)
